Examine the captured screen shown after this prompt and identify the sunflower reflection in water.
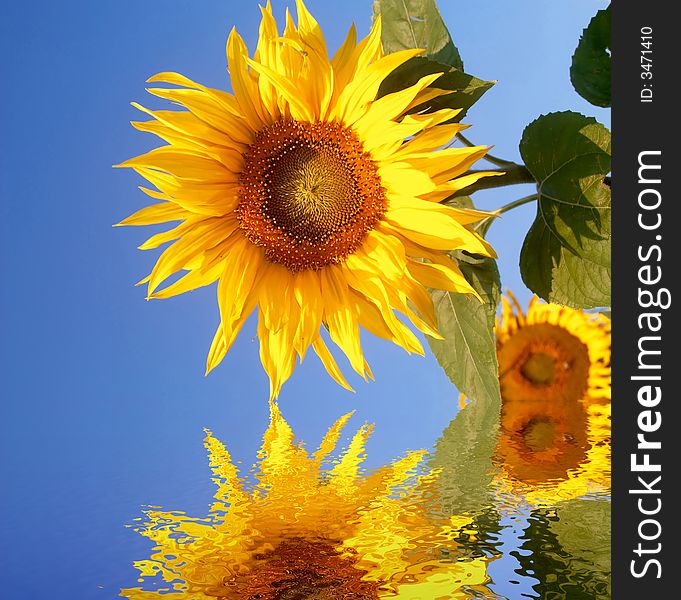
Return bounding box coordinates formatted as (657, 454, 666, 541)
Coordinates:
(117, 0, 497, 398)
(121, 404, 493, 600)
(493, 293, 611, 508)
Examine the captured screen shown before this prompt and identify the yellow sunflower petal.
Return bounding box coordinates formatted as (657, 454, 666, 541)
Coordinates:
(320, 265, 366, 378)
(407, 258, 478, 297)
(354, 72, 443, 141)
(145, 218, 230, 295)
(331, 48, 425, 126)
(292, 270, 323, 360)
(217, 237, 263, 327)
(383, 206, 494, 256)
(226, 28, 270, 129)
(311, 335, 354, 392)
(115, 202, 187, 227)
(145, 81, 253, 145)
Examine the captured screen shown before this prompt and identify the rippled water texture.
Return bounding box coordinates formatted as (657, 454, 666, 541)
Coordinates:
(121, 388, 610, 600)
(428, 385, 611, 599)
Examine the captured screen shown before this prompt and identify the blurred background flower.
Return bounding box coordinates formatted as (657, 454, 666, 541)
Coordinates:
(492, 293, 610, 509)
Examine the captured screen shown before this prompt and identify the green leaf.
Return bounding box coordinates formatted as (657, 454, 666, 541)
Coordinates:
(456, 251, 501, 320)
(519, 111, 611, 308)
(426, 214, 502, 515)
(514, 502, 611, 598)
(372, 0, 463, 69)
(550, 500, 611, 587)
(378, 57, 494, 122)
(428, 398, 500, 515)
(571, 7, 611, 107)
(427, 243, 502, 516)
(426, 251, 501, 408)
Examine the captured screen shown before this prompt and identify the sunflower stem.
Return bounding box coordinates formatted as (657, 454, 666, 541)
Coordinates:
(453, 163, 536, 197)
(494, 193, 539, 215)
(471, 193, 539, 237)
(456, 133, 516, 167)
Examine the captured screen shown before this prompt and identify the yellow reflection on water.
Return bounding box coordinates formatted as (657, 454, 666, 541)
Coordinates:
(493, 295, 611, 510)
(121, 402, 494, 599)
(493, 394, 611, 510)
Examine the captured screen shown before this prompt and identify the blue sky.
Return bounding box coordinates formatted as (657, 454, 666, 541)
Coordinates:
(0, 1, 609, 597)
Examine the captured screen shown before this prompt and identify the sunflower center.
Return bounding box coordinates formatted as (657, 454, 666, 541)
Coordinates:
(237, 119, 387, 272)
(267, 145, 361, 242)
(497, 399, 590, 482)
(497, 323, 591, 404)
(521, 352, 556, 385)
(217, 538, 381, 600)
(522, 418, 556, 452)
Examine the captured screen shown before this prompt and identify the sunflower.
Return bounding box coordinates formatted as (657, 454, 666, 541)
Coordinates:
(491, 293, 611, 508)
(121, 404, 493, 599)
(496, 292, 610, 405)
(116, 0, 497, 397)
